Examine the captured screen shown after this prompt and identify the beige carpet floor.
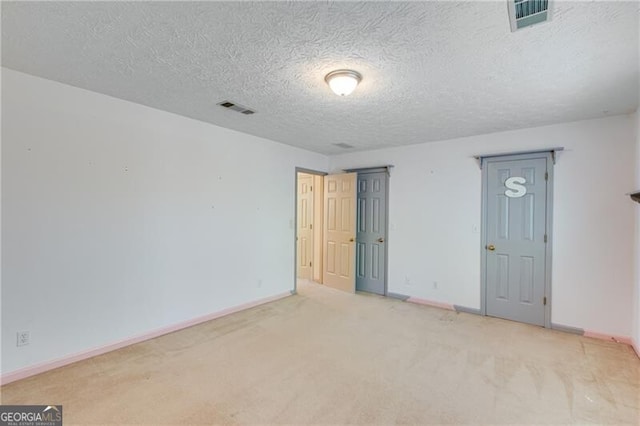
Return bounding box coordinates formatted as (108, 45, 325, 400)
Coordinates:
(1, 280, 639, 425)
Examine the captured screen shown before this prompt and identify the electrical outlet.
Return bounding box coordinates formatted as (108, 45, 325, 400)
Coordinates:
(405, 277, 411, 286)
(17, 331, 30, 347)
(433, 281, 438, 289)
(257, 279, 263, 288)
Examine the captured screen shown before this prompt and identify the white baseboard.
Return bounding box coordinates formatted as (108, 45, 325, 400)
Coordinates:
(1, 292, 291, 385)
(632, 339, 640, 359)
(583, 330, 632, 345)
(406, 296, 454, 311)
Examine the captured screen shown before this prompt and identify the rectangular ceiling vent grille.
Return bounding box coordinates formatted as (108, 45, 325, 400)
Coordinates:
(508, 0, 552, 32)
(334, 143, 354, 149)
(217, 100, 256, 115)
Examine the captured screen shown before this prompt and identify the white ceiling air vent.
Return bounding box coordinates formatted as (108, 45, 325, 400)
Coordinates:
(217, 101, 255, 115)
(508, 0, 552, 32)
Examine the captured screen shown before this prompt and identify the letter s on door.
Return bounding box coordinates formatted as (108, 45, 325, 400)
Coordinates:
(504, 177, 527, 198)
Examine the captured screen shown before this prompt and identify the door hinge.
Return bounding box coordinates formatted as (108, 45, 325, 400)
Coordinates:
(310, 186, 312, 191)
(309, 261, 312, 267)
(544, 234, 547, 243)
(545, 171, 548, 181)
(543, 296, 547, 306)
(310, 224, 313, 230)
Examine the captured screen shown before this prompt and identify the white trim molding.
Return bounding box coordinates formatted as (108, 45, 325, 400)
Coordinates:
(1, 292, 292, 385)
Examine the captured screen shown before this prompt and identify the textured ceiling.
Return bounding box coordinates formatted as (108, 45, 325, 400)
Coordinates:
(2, 1, 639, 155)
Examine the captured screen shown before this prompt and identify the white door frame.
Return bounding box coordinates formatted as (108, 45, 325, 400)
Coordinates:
(293, 167, 327, 294)
(480, 152, 554, 328)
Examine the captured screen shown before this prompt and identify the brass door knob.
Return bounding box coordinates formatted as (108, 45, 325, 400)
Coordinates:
(349, 238, 355, 242)
(377, 238, 385, 243)
(486, 244, 496, 251)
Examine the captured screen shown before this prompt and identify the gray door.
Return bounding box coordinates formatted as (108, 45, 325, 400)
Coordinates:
(356, 172, 387, 295)
(484, 155, 549, 326)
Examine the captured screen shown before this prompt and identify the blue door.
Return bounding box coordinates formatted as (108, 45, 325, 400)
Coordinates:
(484, 154, 550, 326)
(356, 172, 387, 295)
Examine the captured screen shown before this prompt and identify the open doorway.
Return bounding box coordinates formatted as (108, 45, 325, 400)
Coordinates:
(295, 170, 325, 286)
(295, 169, 357, 293)
(295, 167, 390, 296)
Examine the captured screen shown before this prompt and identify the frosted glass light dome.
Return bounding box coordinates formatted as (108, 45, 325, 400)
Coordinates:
(325, 70, 362, 96)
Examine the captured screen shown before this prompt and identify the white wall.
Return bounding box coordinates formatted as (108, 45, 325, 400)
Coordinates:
(633, 110, 640, 353)
(1, 69, 328, 375)
(2, 68, 637, 378)
(331, 115, 636, 337)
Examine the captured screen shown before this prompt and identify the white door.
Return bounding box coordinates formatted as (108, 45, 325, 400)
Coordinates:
(323, 173, 357, 293)
(296, 173, 313, 280)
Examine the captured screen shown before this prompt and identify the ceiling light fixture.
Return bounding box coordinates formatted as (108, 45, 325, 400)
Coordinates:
(325, 69, 362, 96)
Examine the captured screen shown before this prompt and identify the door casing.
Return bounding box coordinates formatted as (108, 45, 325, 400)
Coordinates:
(294, 167, 390, 296)
(293, 168, 327, 294)
(480, 152, 554, 328)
